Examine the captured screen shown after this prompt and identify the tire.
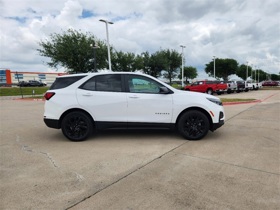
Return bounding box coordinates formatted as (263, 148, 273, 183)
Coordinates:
(177, 110, 210, 140)
(206, 88, 213, 95)
(61, 111, 93, 141)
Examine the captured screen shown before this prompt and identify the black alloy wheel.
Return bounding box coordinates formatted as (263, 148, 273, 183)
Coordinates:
(61, 111, 92, 141)
(178, 110, 210, 140)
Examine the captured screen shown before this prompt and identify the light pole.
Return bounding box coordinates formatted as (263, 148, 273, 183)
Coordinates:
(213, 56, 216, 79)
(255, 66, 257, 81)
(180, 45, 186, 86)
(90, 44, 100, 72)
(99, 19, 113, 71)
(246, 61, 249, 81)
(250, 64, 253, 80)
(258, 68, 259, 83)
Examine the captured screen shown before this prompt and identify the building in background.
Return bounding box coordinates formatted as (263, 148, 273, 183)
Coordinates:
(0, 69, 67, 86)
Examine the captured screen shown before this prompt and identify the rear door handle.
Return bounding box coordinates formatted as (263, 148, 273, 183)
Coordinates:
(82, 93, 93, 96)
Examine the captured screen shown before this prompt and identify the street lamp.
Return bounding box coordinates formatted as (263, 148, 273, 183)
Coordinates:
(180, 45, 186, 86)
(246, 61, 249, 81)
(90, 44, 100, 72)
(258, 67, 259, 83)
(213, 56, 216, 79)
(250, 64, 253, 80)
(99, 19, 113, 71)
(255, 66, 257, 81)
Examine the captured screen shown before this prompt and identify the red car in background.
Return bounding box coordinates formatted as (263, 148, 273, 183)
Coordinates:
(262, 81, 279, 86)
(184, 80, 227, 95)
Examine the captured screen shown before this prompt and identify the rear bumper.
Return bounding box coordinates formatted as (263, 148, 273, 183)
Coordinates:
(44, 118, 60, 129)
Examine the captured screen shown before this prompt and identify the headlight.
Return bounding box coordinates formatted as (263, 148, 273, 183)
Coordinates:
(207, 98, 223, 106)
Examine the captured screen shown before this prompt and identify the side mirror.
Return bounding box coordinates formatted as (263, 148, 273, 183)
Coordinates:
(159, 86, 171, 94)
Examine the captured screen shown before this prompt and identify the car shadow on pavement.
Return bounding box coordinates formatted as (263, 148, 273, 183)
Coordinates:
(91, 129, 183, 141)
(45, 128, 224, 143)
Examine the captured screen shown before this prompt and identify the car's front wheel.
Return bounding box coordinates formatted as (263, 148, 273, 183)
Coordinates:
(61, 111, 93, 141)
(178, 110, 210, 140)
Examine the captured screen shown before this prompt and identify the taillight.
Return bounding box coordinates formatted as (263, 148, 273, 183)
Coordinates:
(44, 92, 55, 100)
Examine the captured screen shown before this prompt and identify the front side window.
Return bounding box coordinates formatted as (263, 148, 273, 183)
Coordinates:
(80, 74, 122, 92)
(127, 75, 162, 94)
(192, 81, 203, 86)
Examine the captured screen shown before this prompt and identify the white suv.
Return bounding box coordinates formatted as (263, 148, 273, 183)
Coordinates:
(44, 72, 225, 141)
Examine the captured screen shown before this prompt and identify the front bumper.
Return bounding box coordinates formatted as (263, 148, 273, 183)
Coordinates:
(211, 111, 224, 131)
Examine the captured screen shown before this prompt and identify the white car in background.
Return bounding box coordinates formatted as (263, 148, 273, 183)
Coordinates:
(44, 72, 225, 141)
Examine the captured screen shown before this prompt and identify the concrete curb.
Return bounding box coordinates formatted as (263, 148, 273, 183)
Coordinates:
(13, 98, 45, 101)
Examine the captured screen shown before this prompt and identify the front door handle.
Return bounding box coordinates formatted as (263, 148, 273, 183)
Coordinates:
(129, 96, 139, 99)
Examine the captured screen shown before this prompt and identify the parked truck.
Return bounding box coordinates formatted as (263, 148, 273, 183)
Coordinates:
(226, 80, 247, 93)
(245, 80, 259, 91)
(236, 81, 247, 92)
(226, 81, 238, 93)
(184, 80, 227, 95)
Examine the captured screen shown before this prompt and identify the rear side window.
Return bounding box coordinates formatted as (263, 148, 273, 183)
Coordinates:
(49, 76, 86, 90)
(79, 74, 122, 92)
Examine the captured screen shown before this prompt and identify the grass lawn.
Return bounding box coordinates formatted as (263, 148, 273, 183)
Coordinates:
(220, 98, 257, 103)
(0, 87, 49, 96)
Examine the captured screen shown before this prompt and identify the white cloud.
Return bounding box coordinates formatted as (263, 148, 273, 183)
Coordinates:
(0, 0, 279, 76)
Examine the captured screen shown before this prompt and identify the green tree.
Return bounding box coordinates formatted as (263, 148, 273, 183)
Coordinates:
(139, 51, 152, 75)
(250, 68, 270, 81)
(112, 51, 137, 72)
(178, 66, 198, 81)
(205, 58, 238, 80)
(161, 49, 182, 84)
(133, 54, 146, 71)
(236, 64, 252, 80)
(38, 29, 108, 73)
(257, 69, 267, 81)
(148, 50, 168, 77)
(271, 74, 280, 81)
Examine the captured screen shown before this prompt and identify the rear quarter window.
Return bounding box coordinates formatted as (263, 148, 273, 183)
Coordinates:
(79, 74, 122, 92)
(49, 76, 86, 90)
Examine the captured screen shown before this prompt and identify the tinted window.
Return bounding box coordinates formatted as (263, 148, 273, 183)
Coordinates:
(127, 75, 162, 94)
(80, 74, 122, 92)
(50, 76, 85, 90)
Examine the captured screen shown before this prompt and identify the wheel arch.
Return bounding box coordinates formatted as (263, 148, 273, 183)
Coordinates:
(59, 108, 95, 128)
(175, 107, 213, 130)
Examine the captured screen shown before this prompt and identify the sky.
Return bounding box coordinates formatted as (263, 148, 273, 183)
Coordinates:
(0, 0, 279, 78)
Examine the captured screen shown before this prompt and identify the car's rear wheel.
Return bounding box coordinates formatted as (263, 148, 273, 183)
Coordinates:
(178, 110, 210, 140)
(61, 111, 92, 141)
(206, 88, 213, 95)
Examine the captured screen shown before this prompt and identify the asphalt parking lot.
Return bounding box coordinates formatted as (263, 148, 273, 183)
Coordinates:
(0, 90, 279, 210)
